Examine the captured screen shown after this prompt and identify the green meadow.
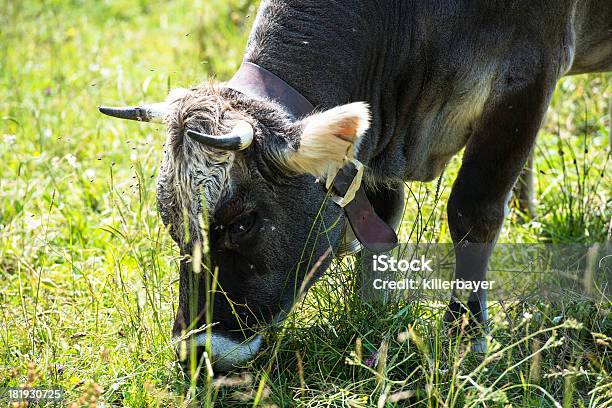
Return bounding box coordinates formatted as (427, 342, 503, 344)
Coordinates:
(1, 0, 610, 406)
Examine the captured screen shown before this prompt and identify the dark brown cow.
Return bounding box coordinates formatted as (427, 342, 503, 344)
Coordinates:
(99, 0, 612, 370)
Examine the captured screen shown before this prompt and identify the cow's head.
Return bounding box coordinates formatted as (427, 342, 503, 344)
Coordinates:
(100, 84, 370, 370)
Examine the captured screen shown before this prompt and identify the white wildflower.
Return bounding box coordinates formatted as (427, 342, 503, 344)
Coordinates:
(83, 168, 96, 181)
(3, 134, 16, 145)
(65, 154, 78, 168)
(24, 213, 42, 232)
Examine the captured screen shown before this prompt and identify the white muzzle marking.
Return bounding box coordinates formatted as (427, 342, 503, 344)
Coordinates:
(194, 332, 263, 371)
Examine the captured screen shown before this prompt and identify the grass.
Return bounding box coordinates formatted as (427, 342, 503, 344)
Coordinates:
(0, 0, 610, 406)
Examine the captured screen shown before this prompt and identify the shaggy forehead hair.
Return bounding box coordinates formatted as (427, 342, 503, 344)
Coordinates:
(157, 84, 244, 242)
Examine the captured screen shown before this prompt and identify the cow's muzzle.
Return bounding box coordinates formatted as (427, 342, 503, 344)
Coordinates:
(176, 331, 263, 373)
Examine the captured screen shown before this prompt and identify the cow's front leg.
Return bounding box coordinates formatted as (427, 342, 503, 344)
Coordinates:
(512, 151, 536, 219)
(445, 71, 557, 350)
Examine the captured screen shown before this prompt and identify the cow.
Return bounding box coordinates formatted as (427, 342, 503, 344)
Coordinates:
(98, 0, 612, 371)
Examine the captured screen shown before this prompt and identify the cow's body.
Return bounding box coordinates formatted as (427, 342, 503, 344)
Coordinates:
(247, 0, 610, 185)
(100, 0, 611, 371)
(241, 0, 611, 344)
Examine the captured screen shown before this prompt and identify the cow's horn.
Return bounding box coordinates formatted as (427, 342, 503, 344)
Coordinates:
(186, 120, 253, 151)
(98, 103, 168, 123)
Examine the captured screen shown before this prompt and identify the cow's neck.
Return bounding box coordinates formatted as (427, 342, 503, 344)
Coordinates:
(244, 0, 400, 169)
(245, 0, 373, 105)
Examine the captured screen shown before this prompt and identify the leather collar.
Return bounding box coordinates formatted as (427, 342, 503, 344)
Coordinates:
(226, 62, 398, 253)
(330, 161, 398, 253)
(227, 62, 314, 119)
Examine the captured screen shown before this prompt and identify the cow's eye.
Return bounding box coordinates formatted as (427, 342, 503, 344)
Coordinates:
(228, 212, 257, 238)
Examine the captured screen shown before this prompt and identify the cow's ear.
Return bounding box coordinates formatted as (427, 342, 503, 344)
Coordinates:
(285, 102, 370, 178)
